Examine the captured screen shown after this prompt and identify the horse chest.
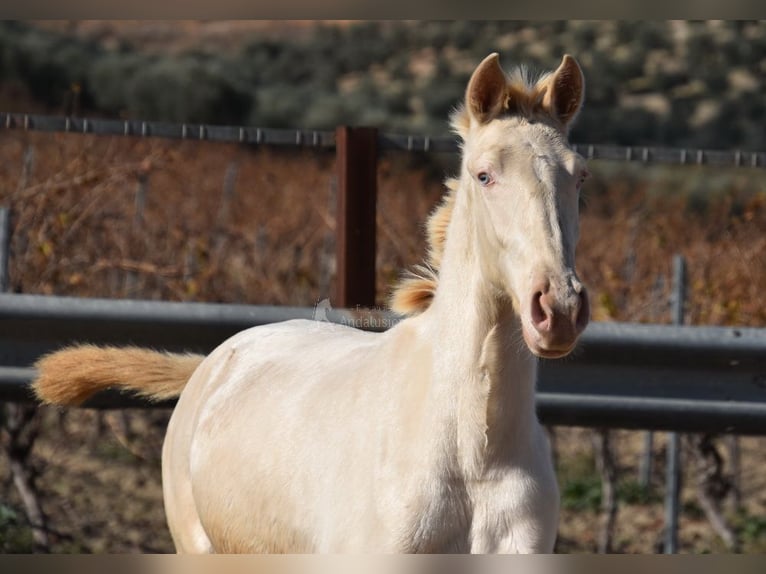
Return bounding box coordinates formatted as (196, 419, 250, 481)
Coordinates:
(398, 468, 552, 553)
(400, 475, 474, 553)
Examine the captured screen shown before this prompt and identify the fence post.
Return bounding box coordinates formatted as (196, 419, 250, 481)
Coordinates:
(0, 207, 9, 293)
(639, 431, 654, 487)
(334, 126, 378, 308)
(639, 275, 666, 488)
(664, 254, 687, 553)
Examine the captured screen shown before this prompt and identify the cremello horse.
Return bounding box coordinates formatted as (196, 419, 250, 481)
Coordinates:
(34, 53, 590, 554)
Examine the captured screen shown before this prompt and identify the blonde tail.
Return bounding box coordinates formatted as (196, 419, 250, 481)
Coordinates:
(33, 345, 204, 406)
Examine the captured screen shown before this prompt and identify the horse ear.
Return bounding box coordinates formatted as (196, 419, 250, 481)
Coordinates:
(541, 54, 585, 129)
(465, 53, 508, 124)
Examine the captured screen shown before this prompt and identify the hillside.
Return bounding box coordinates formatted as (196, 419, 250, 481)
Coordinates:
(1, 20, 765, 150)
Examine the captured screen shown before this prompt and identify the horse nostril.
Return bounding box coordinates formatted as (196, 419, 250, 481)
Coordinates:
(531, 289, 553, 331)
(574, 288, 590, 333)
(531, 280, 589, 338)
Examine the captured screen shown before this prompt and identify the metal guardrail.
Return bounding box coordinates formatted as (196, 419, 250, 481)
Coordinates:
(2, 292, 765, 434)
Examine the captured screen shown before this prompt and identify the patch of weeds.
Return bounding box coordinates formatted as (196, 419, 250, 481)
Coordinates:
(618, 479, 661, 505)
(681, 499, 706, 520)
(54, 539, 91, 553)
(559, 458, 664, 512)
(561, 475, 602, 512)
(558, 452, 601, 512)
(94, 437, 138, 463)
(734, 512, 766, 552)
(0, 503, 35, 553)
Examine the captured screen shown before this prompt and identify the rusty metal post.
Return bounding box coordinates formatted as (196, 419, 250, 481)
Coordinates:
(334, 126, 378, 308)
(0, 207, 9, 292)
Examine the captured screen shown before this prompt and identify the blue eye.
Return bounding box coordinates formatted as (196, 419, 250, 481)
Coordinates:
(576, 168, 589, 189)
(477, 172, 492, 186)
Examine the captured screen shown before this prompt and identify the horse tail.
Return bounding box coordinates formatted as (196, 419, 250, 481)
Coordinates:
(33, 345, 204, 406)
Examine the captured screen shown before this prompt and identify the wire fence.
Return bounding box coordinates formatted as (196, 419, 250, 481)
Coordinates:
(2, 111, 766, 169)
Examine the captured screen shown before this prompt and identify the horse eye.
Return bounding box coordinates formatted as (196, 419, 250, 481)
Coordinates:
(477, 172, 492, 186)
(576, 168, 590, 189)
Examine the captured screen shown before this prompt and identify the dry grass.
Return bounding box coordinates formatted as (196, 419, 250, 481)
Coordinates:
(1, 130, 765, 553)
(578, 163, 766, 327)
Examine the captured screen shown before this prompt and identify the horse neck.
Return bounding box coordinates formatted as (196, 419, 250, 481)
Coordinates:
(421, 177, 539, 477)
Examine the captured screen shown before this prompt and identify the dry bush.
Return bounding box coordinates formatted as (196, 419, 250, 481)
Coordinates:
(578, 162, 766, 326)
(1, 132, 336, 305)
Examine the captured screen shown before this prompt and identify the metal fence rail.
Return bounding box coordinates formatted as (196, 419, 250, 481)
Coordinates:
(3, 112, 766, 169)
(1, 113, 336, 148)
(2, 292, 765, 434)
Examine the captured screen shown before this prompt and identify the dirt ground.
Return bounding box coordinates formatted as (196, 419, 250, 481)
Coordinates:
(2, 406, 764, 553)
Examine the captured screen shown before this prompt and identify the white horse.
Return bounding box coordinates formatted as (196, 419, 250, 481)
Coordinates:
(34, 52, 590, 554)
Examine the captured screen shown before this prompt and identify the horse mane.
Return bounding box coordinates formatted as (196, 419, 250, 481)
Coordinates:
(389, 65, 555, 316)
(389, 178, 457, 315)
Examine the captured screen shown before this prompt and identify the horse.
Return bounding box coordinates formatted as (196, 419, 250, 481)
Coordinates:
(33, 52, 590, 554)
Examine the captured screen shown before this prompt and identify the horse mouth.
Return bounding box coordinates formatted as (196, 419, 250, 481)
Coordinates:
(521, 325, 580, 359)
(528, 343, 577, 359)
